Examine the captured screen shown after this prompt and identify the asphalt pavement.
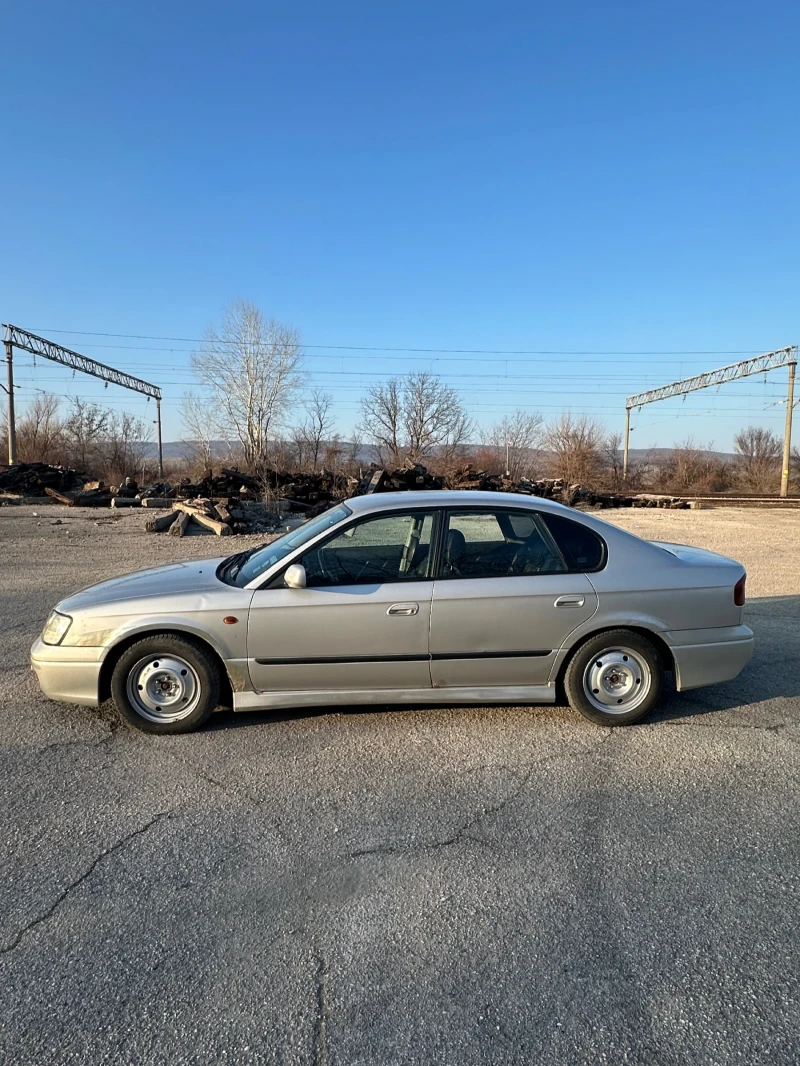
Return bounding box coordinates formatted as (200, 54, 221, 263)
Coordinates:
(0, 506, 797, 1065)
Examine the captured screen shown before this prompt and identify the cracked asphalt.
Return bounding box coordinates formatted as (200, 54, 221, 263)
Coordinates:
(1, 504, 798, 1065)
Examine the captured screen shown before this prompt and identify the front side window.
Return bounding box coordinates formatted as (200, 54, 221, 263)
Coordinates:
(222, 503, 352, 587)
(441, 510, 567, 578)
(302, 511, 436, 587)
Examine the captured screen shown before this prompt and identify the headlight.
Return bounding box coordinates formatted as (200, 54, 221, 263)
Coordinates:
(42, 611, 73, 646)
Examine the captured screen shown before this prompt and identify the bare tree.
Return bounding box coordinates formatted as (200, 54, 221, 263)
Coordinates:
(359, 372, 473, 465)
(543, 413, 604, 485)
(103, 410, 151, 484)
(62, 398, 110, 471)
(602, 431, 624, 489)
(188, 300, 303, 471)
(359, 377, 403, 464)
(488, 409, 543, 480)
(293, 389, 335, 470)
(181, 392, 215, 471)
(733, 425, 782, 492)
(13, 393, 64, 464)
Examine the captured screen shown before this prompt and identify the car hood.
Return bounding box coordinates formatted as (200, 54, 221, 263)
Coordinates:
(58, 558, 229, 612)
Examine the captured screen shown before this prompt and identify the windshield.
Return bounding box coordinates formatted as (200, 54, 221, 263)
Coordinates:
(219, 503, 352, 588)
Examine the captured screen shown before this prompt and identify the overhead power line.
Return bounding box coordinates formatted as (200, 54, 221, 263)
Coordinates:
(28, 327, 769, 357)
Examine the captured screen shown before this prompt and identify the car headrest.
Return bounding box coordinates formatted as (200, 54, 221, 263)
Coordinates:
(446, 528, 466, 561)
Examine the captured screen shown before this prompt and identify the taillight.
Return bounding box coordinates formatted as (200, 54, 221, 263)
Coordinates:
(734, 574, 746, 607)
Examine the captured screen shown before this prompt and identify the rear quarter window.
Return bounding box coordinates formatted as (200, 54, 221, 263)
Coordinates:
(541, 513, 606, 572)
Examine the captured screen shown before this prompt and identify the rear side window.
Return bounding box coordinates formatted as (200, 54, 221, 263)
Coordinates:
(441, 510, 567, 577)
(541, 513, 605, 572)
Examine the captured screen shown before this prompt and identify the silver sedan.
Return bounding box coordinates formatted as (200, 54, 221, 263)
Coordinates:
(31, 490, 754, 733)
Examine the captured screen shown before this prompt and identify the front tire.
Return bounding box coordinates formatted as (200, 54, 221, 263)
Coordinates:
(564, 629, 663, 726)
(111, 634, 221, 734)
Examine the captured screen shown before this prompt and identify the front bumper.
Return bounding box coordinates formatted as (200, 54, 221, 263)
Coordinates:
(667, 625, 754, 691)
(30, 637, 104, 707)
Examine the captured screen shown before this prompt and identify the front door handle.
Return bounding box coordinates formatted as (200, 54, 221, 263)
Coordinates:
(387, 602, 419, 616)
(555, 595, 585, 608)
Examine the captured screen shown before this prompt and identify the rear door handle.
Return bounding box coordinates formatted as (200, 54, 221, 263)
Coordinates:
(555, 595, 585, 608)
(387, 602, 419, 616)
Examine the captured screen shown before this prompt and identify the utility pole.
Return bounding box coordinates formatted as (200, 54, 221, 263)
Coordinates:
(622, 407, 631, 480)
(780, 361, 796, 498)
(5, 340, 16, 465)
(505, 440, 510, 478)
(155, 398, 164, 477)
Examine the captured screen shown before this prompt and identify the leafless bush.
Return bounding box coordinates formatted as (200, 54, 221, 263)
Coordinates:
(733, 426, 781, 492)
(0, 394, 150, 484)
(11, 393, 65, 464)
(653, 438, 733, 494)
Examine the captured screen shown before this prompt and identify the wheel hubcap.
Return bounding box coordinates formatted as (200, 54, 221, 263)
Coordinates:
(583, 647, 650, 714)
(126, 655, 201, 723)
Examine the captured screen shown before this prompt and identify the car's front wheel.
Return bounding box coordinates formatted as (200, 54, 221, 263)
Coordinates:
(564, 629, 663, 726)
(110, 634, 221, 734)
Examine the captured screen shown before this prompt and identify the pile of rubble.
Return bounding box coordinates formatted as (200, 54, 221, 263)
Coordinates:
(1, 459, 689, 526)
(0, 462, 85, 496)
(354, 461, 689, 509)
(144, 498, 292, 538)
(120, 467, 348, 515)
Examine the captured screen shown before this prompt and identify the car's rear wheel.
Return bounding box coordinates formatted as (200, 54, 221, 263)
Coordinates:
(564, 629, 663, 726)
(110, 634, 221, 734)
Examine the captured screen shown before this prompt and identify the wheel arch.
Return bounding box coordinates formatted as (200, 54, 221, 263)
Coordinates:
(554, 624, 675, 693)
(99, 628, 235, 709)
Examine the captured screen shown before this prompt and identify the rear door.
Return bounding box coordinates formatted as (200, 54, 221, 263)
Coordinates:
(247, 509, 438, 693)
(429, 508, 599, 689)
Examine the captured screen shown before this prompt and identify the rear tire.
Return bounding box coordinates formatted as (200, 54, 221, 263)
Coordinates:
(564, 629, 663, 727)
(111, 634, 221, 735)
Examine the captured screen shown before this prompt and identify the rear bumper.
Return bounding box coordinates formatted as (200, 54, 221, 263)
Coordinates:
(667, 625, 754, 691)
(30, 637, 103, 707)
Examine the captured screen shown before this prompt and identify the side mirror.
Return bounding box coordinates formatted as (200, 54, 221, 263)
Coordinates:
(284, 563, 307, 589)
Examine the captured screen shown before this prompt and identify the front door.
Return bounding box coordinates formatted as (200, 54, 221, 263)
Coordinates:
(429, 508, 599, 688)
(247, 510, 438, 693)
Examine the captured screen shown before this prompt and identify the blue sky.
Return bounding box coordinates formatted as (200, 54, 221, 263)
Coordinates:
(2, 0, 798, 448)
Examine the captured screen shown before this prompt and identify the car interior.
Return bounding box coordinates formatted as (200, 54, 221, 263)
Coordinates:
(300, 509, 571, 586)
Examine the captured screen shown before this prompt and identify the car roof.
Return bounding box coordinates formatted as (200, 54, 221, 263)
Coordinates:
(345, 490, 577, 516)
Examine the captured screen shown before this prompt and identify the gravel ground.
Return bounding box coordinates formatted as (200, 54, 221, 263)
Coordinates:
(0, 504, 798, 1066)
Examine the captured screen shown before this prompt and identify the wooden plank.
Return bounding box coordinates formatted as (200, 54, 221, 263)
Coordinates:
(174, 501, 232, 535)
(140, 498, 175, 508)
(365, 469, 387, 494)
(146, 509, 180, 532)
(44, 487, 77, 506)
(168, 510, 191, 537)
(214, 503, 232, 524)
(111, 497, 141, 508)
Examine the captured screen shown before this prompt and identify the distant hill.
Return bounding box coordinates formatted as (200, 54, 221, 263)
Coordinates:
(143, 441, 738, 465)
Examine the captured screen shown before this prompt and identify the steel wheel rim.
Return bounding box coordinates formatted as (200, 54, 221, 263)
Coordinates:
(126, 655, 201, 724)
(582, 646, 651, 715)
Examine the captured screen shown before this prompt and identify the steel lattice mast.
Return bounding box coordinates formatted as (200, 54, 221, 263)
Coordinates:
(3, 324, 164, 474)
(623, 345, 798, 496)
